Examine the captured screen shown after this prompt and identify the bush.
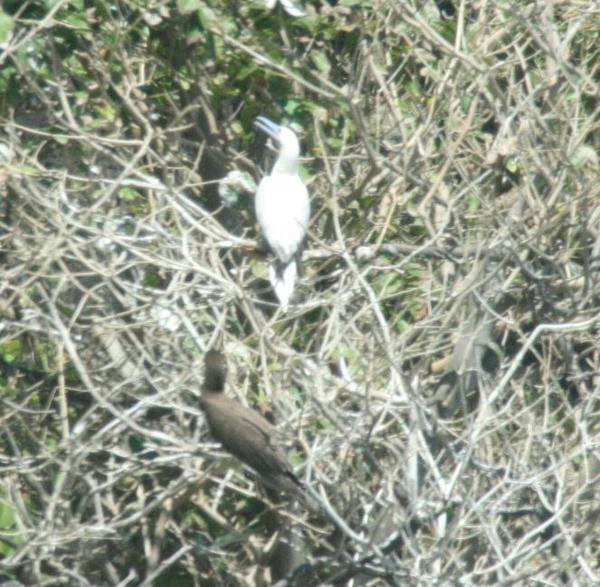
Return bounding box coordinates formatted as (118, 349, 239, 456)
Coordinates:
(1, 0, 598, 584)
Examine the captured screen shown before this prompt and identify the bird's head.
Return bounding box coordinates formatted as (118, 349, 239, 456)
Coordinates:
(203, 349, 228, 393)
(254, 116, 300, 168)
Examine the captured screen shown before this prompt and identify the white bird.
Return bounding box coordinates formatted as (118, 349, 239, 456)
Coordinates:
(254, 117, 310, 308)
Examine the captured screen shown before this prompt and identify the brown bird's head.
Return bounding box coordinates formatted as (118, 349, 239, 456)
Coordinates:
(203, 349, 228, 393)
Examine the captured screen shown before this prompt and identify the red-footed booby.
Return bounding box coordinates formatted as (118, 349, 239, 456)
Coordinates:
(199, 349, 316, 510)
(254, 117, 310, 308)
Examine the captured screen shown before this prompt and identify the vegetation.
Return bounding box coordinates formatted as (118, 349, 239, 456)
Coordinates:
(1, 0, 599, 584)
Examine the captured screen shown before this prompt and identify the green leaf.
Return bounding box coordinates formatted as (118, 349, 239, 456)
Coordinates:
(0, 499, 16, 529)
(467, 195, 480, 212)
(506, 157, 518, 173)
(327, 136, 343, 150)
(95, 103, 116, 120)
(144, 272, 161, 288)
(0, 499, 19, 556)
(298, 162, 310, 181)
(0, 10, 13, 45)
(311, 51, 331, 76)
(178, 0, 202, 14)
(395, 318, 410, 333)
(197, 5, 218, 28)
(0, 339, 21, 363)
(236, 62, 259, 81)
(284, 99, 300, 115)
(44, 0, 64, 9)
(251, 259, 269, 280)
(118, 187, 141, 201)
(63, 11, 90, 31)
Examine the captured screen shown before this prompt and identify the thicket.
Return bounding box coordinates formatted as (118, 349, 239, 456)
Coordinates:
(1, 0, 599, 585)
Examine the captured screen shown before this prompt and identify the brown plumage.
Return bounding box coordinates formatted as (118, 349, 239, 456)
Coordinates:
(200, 350, 312, 507)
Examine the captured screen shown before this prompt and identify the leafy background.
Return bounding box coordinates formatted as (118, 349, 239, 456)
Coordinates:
(1, 0, 599, 585)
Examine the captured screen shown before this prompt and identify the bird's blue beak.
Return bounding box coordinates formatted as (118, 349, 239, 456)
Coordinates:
(254, 116, 281, 141)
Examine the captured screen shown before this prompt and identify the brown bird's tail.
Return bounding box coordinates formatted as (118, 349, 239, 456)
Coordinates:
(263, 473, 320, 514)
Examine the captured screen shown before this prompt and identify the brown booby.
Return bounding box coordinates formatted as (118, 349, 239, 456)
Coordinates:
(199, 349, 314, 509)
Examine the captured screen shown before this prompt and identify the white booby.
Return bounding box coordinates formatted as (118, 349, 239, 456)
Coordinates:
(254, 116, 310, 308)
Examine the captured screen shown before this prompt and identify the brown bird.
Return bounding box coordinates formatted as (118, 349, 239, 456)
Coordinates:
(199, 349, 314, 509)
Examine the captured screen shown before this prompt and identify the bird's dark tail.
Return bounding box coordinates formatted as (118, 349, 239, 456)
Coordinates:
(264, 472, 320, 514)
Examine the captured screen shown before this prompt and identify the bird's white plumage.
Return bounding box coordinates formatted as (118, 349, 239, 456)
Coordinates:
(255, 174, 309, 264)
(254, 119, 310, 307)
